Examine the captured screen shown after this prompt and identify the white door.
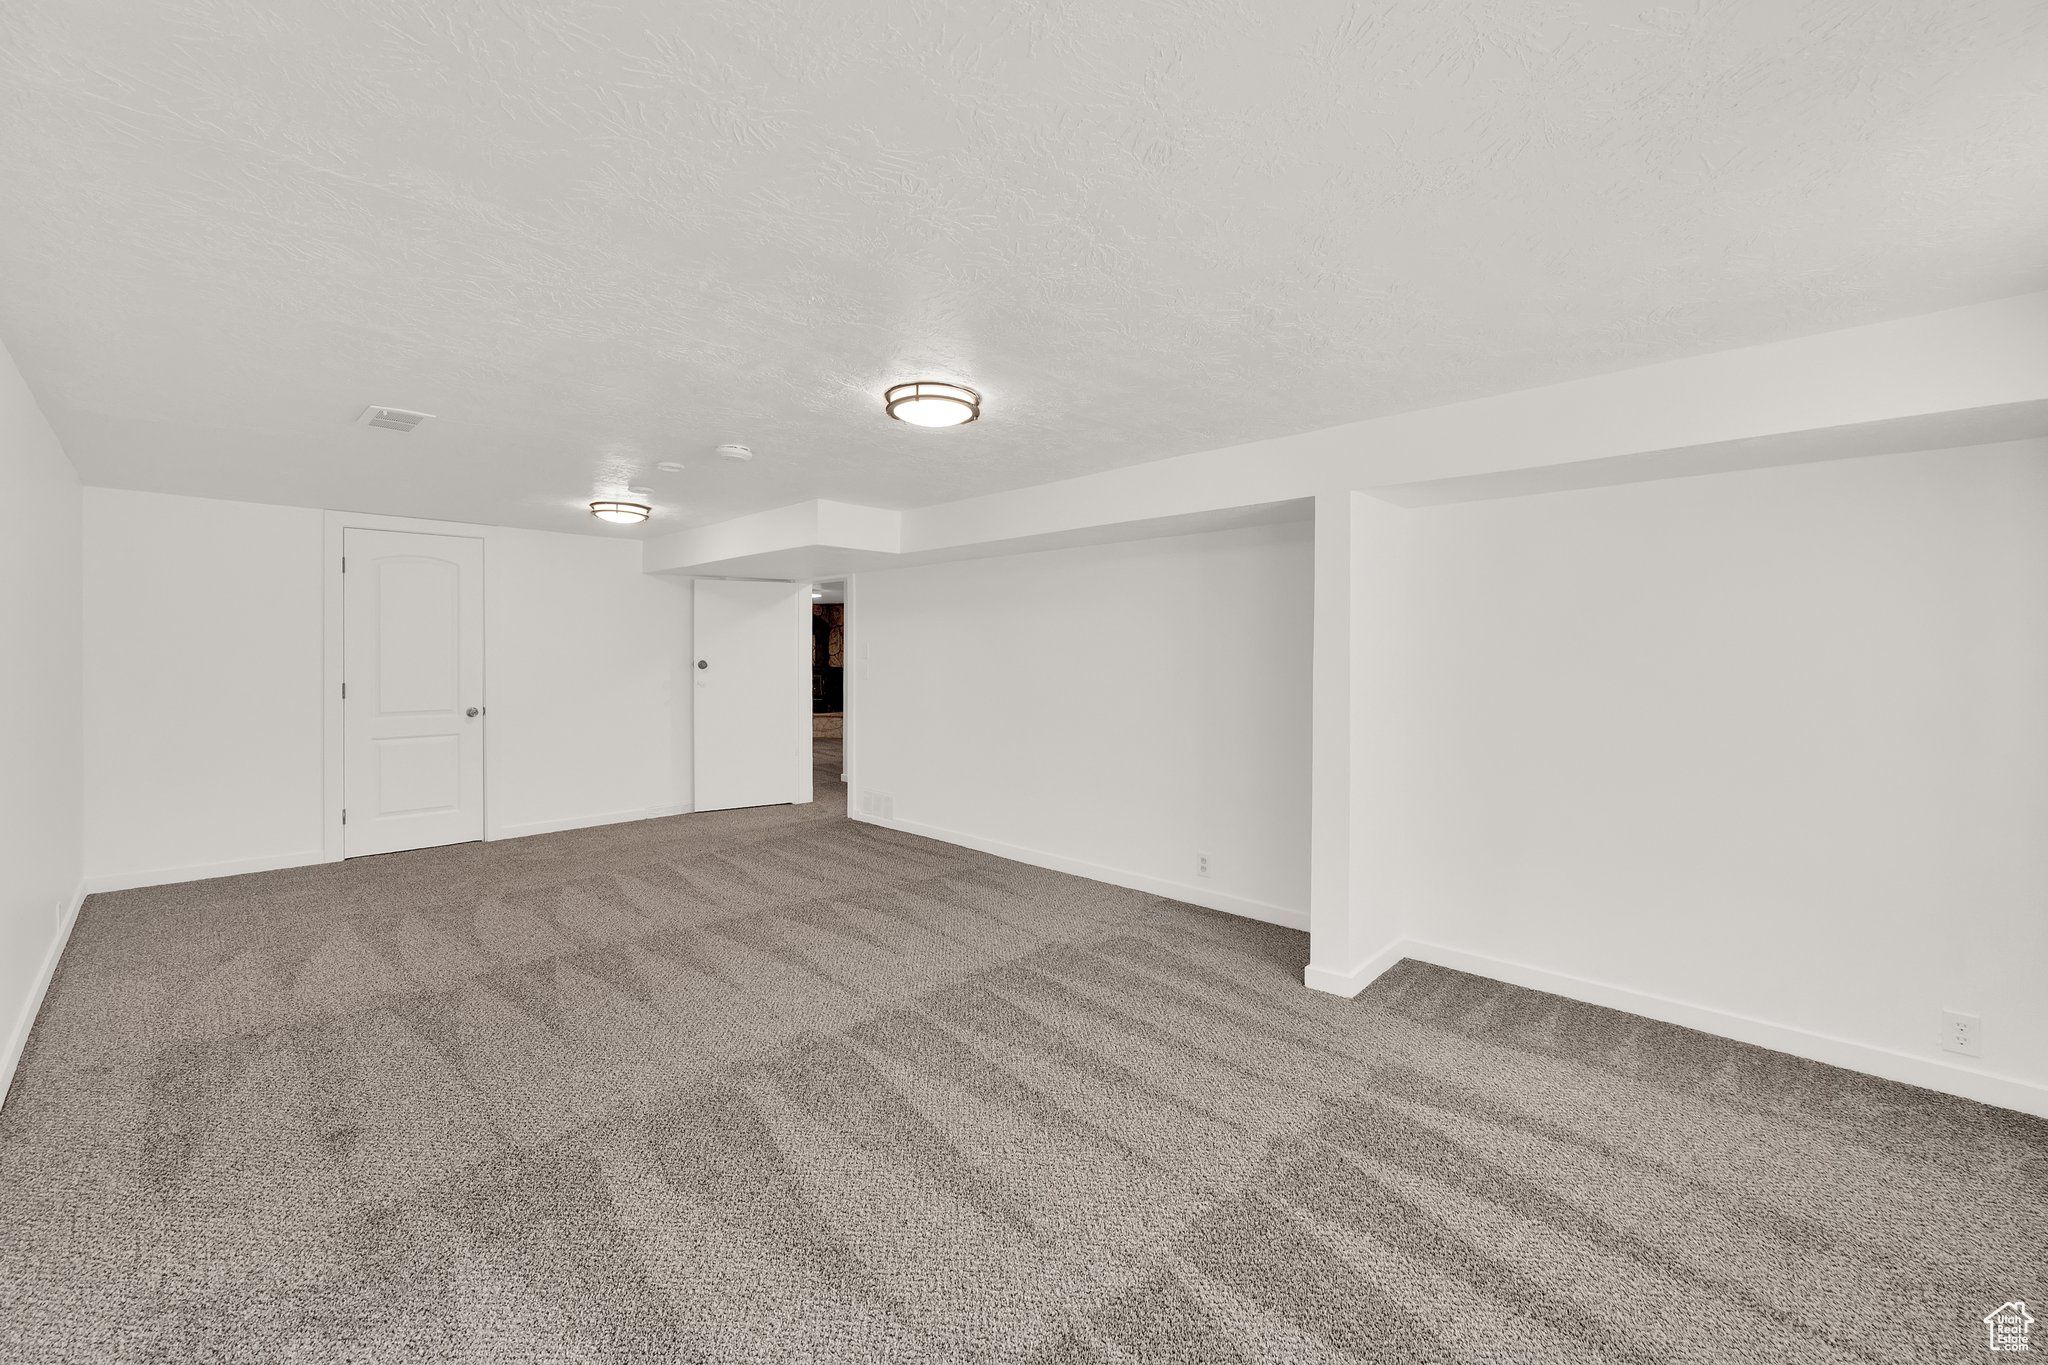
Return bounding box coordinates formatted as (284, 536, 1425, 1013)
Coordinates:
(693, 579, 810, 811)
(344, 529, 485, 856)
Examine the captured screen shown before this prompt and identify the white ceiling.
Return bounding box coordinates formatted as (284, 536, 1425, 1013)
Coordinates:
(1, 1, 2043, 537)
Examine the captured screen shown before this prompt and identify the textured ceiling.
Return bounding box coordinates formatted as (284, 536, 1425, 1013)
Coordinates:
(2, 1, 2045, 536)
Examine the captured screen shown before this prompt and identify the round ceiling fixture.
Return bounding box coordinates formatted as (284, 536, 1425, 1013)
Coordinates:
(884, 381, 979, 428)
(589, 499, 651, 524)
(655, 461, 686, 474)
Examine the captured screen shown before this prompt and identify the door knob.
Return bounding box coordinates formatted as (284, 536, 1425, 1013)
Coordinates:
(466, 707, 480, 718)
(697, 659, 708, 670)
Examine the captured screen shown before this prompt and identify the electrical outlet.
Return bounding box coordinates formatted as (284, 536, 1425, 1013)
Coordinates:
(1941, 1010, 1982, 1057)
(1197, 853, 1211, 878)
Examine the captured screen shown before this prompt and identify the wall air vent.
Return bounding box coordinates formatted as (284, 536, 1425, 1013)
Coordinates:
(357, 405, 433, 433)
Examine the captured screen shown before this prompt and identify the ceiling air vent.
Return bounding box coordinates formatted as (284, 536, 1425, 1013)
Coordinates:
(357, 405, 433, 433)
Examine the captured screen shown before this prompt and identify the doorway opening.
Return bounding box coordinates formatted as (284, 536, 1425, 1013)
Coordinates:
(812, 580, 847, 794)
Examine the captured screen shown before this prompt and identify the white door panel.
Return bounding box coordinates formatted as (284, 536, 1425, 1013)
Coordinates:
(344, 530, 485, 855)
(694, 580, 809, 812)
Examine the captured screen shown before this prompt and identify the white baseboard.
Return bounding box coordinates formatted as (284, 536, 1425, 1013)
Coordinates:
(0, 879, 86, 1110)
(857, 812, 1308, 932)
(492, 803, 692, 842)
(86, 805, 699, 894)
(84, 849, 328, 895)
(1399, 940, 2048, 1120)
(1303, 937, 1409, 998)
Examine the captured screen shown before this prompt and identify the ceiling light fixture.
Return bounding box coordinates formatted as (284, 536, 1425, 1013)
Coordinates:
(656, 461, 686, 473)
(884, 381, 979, 428)
(589, 499, 651, 524)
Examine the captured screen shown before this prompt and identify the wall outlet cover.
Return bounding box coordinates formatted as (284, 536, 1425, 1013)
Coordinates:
(1941, 1010, 1982, 1057)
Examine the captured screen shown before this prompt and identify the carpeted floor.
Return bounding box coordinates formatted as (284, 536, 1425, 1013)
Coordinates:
(2, 740, 2041, 1363)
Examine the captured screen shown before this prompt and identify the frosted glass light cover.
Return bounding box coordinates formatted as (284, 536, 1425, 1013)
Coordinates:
(884, 381, 979, 427)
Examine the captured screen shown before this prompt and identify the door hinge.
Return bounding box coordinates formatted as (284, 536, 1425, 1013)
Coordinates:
(341, 681, 347, 699)
(341, 809, 347, 825)
(341, 556, 347, 573)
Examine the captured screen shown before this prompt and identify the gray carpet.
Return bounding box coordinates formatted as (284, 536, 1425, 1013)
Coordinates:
(3, 740, 2041, 1363)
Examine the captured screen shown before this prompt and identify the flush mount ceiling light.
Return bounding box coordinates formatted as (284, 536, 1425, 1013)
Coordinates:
(884, 381, 979, 428)
(589, 499, 651, 524)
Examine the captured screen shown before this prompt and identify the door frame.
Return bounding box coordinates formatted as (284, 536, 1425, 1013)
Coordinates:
(840, 574, 860, 803)
(321, 510, 489, 863)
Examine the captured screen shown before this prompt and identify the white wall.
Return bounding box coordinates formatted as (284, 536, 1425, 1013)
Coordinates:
(1305, 492, 1417, 993)
(84, 490, 326, 882)
(1392, 440, 2048, 1100)
(483, 526, 693, 838)
(82, 491, 695, 888)
(854, 522, 1313, 926)
(0, 335, 83, 1099)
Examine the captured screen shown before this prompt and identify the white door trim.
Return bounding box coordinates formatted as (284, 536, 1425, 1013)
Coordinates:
(322, 510, 494, 864)
(841, 574, 860, 804)
(793, 580, 814, 803)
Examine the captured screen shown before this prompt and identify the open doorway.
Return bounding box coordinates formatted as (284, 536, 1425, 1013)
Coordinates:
(811, 580, 847, 797)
